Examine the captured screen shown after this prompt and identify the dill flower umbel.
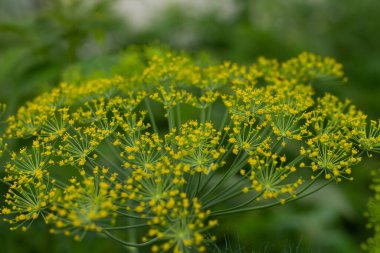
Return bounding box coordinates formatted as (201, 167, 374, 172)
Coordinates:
(1, 47, 380, 252)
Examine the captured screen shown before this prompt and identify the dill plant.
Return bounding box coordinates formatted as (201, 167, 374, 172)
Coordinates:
(1, 47, 380, 253)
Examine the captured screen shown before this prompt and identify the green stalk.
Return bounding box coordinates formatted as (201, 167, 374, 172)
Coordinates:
(200, 107, 206, 125)
(197, 141, 234, 195)
(211, 180, 332, 216)
(202, 177, 248, 208)
(144, 99, 158, 133)
(128, 219, 139, 253)
(208, 190, 264, 211)
(211, 171, 327, 216)
(103, 231, 158, 248)
(200, 152, 248, 201)
(206, 104, 212, 122)
(193, 173, 202, 198)
(103, 223, 149, 231)
(176, 104, 182, 131)
(168, 108, 175, 131)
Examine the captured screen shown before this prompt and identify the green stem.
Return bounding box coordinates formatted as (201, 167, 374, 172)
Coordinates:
(203, 178, 250, 209)
(200, 107, 206, 125)
(128, 219, 138, 253)
(211, 172, 329, 217)
(103, 223, 149, 231)
(168, 108, 175, 131)
(288, 155, 305, 167)
(176, 104, 182, 131)
(206, 104, 212, 122)
(144, 99, 158, 133)
(103, 231, 158, 248)
(197, 149, 237, 196)
(200, 152, 248, 201)
(193, 173, 202, 198)
(116, 211, 152, 220)
(209, 191, 264, 212)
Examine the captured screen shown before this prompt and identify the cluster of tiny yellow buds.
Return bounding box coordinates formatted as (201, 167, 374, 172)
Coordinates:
(242, 151, 301, 201)
(353, 120, 380, 155)
(1, 46, 379, 253)
(277, 52, 345, 83)
(141, 53, 195, 87)
(2, 178, 56, 231)
(4, 145, 52, 183)
(146, 194, 215, 253)
(165, 121, 225, 174)
(47, 169, 119, 238)
(150, 85, 193, 110)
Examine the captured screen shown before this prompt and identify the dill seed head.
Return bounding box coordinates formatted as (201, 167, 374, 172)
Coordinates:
(1, 47, 378, 253)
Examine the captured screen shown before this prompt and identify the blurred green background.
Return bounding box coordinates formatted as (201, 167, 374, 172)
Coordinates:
(1, 0, 380, 252)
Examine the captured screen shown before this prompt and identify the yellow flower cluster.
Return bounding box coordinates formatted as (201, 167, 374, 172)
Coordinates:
(1, 47, 379, 253)
(165, 121, 225, 174)
(48, 168, 119, 239)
